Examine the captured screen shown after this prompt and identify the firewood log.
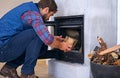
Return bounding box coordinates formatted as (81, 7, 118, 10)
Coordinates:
(99, 44, 120, 55)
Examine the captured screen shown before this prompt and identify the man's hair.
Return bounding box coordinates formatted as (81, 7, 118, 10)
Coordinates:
(38, 0, 57, 12)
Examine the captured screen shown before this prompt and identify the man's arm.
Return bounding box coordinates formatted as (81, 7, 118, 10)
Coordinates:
(21, 11, 54, 45)
(21, 11, 72, 52)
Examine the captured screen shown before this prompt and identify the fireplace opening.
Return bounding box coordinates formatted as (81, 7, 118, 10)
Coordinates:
(56, 27, 82, 52)
(45, 15, 84, 64)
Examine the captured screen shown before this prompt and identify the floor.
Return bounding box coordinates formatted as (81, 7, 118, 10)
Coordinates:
(0, 59, 53, 78)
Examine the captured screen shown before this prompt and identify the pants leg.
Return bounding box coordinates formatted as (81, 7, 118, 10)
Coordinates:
(6, 44, 47, 69)
(0, 29, 45, 75)
(0, 29, 37, 62)
(21, 36, 44, 75)
(6, 47, 64, 71)
(6, 53, 25, 69)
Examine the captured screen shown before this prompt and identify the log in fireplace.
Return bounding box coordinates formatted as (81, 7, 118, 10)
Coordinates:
(45, 15, 84, 64)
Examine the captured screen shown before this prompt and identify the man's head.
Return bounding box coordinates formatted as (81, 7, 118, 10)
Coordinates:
(38, 0, 57, 21)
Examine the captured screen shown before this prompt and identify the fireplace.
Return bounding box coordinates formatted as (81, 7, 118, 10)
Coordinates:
(45, 15, 84, 64)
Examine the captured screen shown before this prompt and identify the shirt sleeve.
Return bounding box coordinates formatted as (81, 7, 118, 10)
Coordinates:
(21, 11, 54, 45)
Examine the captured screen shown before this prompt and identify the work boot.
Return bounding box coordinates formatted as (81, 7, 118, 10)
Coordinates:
(0, 64, 20, 78)
(20, 74, 39, 78)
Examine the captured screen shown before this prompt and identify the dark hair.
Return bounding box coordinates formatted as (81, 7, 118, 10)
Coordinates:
(38, 0, 57, 12)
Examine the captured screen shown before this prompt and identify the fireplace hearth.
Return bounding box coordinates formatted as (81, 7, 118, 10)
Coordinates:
(45, 15, 84, 64)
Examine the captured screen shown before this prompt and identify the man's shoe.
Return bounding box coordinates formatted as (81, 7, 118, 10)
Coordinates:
(20, 74, 39, 78)
(0, 64, 20, 78)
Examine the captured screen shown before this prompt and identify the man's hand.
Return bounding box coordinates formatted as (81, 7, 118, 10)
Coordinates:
(59, 41, 72, 52)
(49, 36, 72, 52)
(54, 36, 64, 42)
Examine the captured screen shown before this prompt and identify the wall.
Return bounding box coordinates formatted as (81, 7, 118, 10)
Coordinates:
(118, 0, 120, 44)
(49, 0, 117, 78)
(0, 0, 39, 17)
(55, 0, 86, 16)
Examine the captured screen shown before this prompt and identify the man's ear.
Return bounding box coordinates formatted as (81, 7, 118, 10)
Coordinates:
(44, 7, 49, 14)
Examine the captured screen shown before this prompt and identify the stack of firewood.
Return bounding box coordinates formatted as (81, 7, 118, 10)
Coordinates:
(88, 36, 120, 66)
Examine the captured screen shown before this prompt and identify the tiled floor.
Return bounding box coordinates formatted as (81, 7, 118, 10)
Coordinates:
(0, 59, 53, 78)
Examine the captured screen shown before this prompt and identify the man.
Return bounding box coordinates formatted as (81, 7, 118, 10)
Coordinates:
(0, 0, 72, 78)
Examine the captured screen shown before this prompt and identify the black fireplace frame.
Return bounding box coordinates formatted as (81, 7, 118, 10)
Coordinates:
(45, 15, 84, 64)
